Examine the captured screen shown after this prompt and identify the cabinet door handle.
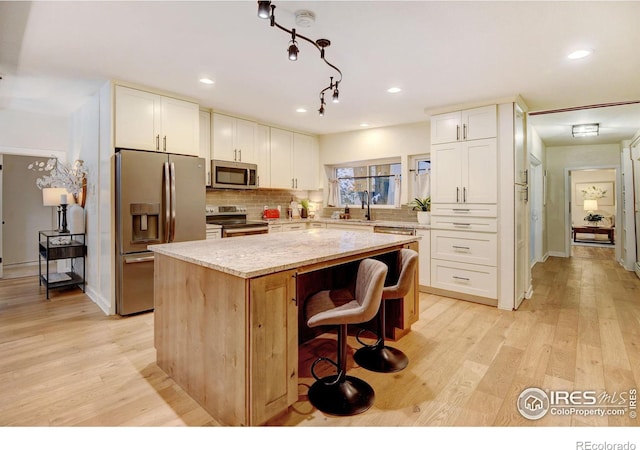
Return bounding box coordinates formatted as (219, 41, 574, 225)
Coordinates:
(452, 275, 470, 282)
(456, 187, 460, 203)
(295, 178, 298, 188)
(163, 136, 167, 152)
(452, 208, 470, 213)
(456, 125, 460, 141)
(239, 149, 242, 161)
(452, 222, 471, 227)
(452, 245, 470, 251)
(234, 149, 237, 161)
(292, 178, 295, 188)
(463, 187, 467, 203)
(156, 134, 160, 150)
(463, 124, 467, 140)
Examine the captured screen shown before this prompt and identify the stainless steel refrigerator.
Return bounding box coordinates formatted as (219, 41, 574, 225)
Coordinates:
(115, 149, 205, 315)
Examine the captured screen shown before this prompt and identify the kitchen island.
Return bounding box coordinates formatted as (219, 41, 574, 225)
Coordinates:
(149, 229, 419, 426)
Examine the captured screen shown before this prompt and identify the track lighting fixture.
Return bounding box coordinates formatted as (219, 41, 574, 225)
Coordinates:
(257, 1, 343, 116)
(288, 29, 299, 61)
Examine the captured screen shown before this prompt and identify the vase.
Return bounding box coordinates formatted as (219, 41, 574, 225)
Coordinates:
(69, 204, 85, 234)
(417, 211, 431, 225)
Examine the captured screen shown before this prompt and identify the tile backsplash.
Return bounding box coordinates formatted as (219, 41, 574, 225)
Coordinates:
(205, 188, 418, 223)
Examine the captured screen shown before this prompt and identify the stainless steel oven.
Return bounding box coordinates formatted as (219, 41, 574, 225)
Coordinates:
(206, 205, 268, 238)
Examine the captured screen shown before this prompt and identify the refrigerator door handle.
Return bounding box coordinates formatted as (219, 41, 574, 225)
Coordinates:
(164, 161, 171, 243)
(170, 161, 177, 242)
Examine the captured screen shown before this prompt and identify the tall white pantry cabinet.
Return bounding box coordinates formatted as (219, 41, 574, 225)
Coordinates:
(429, 103, 526, 310)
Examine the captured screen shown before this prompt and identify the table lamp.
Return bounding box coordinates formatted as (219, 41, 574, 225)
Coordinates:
(583, 199, 598, 214)
(42, 187, 70, 233)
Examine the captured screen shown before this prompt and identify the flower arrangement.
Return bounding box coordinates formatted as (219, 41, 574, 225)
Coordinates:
(581, 185, 607, 200)
(28, 158, 88, 201)
(584, 213, 604, 223)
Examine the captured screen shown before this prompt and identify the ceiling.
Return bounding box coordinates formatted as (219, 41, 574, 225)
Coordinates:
(1, 1, 640, 146)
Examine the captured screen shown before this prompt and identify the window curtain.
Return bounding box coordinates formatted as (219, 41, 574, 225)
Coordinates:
(415, 172, 430, 199)
(327, 178, 339, 206)
(394, 174, 401, 208)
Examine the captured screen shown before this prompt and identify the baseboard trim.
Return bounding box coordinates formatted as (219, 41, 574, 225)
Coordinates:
(548, 251, 568, 258)
(542, 253, 550, 262)
(421, 286, 498, 308)
(85, 286, 112, 316)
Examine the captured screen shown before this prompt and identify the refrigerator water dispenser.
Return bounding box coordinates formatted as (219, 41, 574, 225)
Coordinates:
(130, 203, 160, 243)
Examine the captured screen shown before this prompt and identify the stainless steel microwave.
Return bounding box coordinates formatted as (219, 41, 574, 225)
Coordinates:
(210, 159, 258, 189)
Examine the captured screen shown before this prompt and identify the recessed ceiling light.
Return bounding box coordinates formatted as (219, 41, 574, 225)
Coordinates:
(387, 87, 402, 94)
(567, 49, 592, 60)
(199, 78, 215, 85)
(360, 123, 369, 127)
(296, 107, 307, 113)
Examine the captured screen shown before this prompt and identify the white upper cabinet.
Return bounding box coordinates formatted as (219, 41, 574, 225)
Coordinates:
(269, 129, 318, 190)
(431, 138, 497, 204)
(269, 128, 294, 189)
(431, 105, 497, 145)
(199, 110, 211, 186)
(115, 85, 199, 156)
(293, 133, 319, 191)
(212, 113, 257, 163)
(256, 124, 271, 188)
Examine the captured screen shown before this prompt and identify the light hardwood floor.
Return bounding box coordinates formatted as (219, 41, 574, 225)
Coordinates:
(0, 249, 638, 427)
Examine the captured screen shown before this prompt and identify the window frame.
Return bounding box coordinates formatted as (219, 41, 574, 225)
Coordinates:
(331, 157, 402, 209)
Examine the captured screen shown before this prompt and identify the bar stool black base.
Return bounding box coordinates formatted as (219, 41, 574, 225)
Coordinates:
(308, 375, 375, 416)
(354, 345, 409, 373)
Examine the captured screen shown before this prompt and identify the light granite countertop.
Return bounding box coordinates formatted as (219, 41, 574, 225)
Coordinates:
(149, 228, 419, 279)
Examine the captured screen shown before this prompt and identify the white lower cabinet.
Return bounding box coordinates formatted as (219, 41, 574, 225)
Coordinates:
(431, 230, 497, 266)
(281, 223, 307, 232)
(416, 229, 430, 287)
(431, 259, 497, 299)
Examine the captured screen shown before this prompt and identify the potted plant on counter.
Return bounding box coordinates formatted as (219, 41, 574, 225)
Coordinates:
(300, 199, 310, 219)
(411, 197, 431, 224)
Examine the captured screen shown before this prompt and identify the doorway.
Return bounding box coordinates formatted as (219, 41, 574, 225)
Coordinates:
(565, 167, 619, 260)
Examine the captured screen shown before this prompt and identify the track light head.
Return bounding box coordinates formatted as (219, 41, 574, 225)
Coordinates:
(257, 1, 271, 19)
(288, 42, 299, 60)
(332, 89, 339, 103)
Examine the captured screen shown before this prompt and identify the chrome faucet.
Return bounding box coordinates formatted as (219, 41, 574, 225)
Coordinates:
(362, 190, 371, 221)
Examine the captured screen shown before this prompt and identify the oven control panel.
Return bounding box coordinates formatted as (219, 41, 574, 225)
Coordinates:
(206, 205, 247, 215)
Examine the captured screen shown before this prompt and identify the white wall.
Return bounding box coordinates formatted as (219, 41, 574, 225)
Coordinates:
(545, 143, 620, 255)
(0, 110, 69, 273)
(69, 90, 107, 312)
(2, 154, 57, 266)
(319, 121, 430, 205)
(0, 110, 68, 157)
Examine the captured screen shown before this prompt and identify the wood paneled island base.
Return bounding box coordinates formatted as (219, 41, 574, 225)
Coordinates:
(150, 229, 420, 425)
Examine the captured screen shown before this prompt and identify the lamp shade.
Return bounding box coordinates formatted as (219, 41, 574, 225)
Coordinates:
(583, 199, 598, 212)
(42, 187, 68, 206)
